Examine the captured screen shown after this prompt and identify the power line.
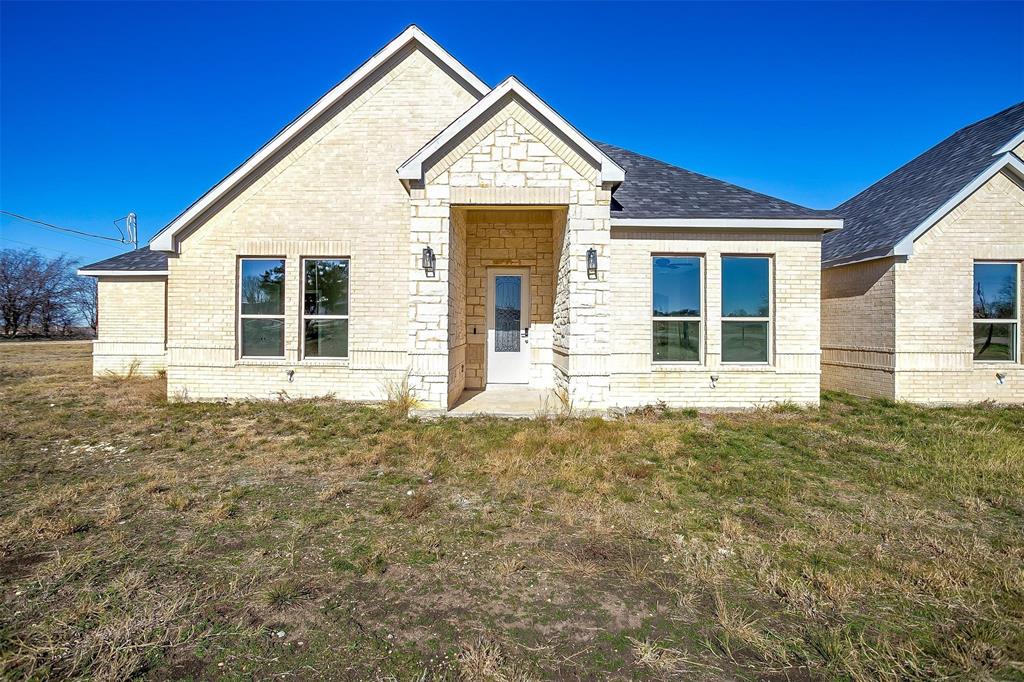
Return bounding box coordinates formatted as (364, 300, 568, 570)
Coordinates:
(0, 234, 75, 255)
(1, 210, 126, 244)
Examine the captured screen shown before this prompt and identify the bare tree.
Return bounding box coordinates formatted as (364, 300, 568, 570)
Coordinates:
(70, 276, 98, 333)
(0, 248, 90, 338)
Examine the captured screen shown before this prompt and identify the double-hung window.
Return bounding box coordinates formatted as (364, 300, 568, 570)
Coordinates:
(239, 258, 286, 358)
(721, 256, 771, 363)
(973, 262, 1018, 362)
(302, 258, 349, 359)
(652, 256, 702, 362)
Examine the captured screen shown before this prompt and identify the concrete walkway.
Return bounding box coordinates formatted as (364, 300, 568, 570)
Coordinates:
(448, 385, 560, 418)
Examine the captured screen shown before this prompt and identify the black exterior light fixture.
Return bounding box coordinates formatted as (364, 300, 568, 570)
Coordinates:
(422, 246, 436, 277)
(586, 247, 598, 279)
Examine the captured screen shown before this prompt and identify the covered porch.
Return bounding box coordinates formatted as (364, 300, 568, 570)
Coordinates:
(446, 206, 568, 410)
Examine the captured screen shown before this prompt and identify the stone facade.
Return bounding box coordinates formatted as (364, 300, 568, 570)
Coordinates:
(822, 170, 1024, 403)
(93, 276, 166, 376)
(407, 102, 612, 411)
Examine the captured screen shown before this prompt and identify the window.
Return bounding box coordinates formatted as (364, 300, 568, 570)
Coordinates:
(652, 256, 701, 362)
(303, 258, 349, 358)
(239, 258, 285, 358)
(722, 256, 771, 363)
(974, 262, 1018, 362)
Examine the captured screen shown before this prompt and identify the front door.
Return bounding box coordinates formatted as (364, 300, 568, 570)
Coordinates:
(486, 268, 530, 384)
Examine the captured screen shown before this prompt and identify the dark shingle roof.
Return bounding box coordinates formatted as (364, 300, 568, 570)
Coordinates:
(80, 247, 168, 273)
(596, 142, 832, 220)
(823, 101, 1024, 265)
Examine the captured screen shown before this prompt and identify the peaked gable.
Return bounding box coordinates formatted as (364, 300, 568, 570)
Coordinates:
(398, 76, 624, 187)
(824, 101, 1024, 266)
(150, 26, 489, 252)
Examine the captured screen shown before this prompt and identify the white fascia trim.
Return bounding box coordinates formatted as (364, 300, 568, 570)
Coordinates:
(77, 269, 169, 277)
(892, 153, 1024, 257)
(150, 26, 489, 253)
(993, 127, 1024, 156)
(397, 76, 625, 185)
(611, 217, 843, 231)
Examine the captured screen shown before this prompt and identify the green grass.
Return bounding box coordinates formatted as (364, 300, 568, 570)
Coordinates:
(1, 341, 1023, 680)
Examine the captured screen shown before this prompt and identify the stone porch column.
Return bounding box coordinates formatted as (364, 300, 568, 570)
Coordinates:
(562, 193, 613, 409)
(408, 184, 451, 413)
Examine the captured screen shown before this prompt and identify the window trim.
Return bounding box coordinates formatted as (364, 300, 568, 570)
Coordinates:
(300, 257, 351, 360)
(721, 255, 773, 366)
(973, 260, 1020, 364)
(238, 256, 287, 359)
(651, 254, 704, 365)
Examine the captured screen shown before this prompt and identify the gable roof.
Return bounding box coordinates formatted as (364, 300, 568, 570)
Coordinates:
(77, 247, 169, 276)
(150, 25, 489, 252)
(398, 76, 625, 186)
(598, 142, 839, 226)
(823, 101, 1024, 267)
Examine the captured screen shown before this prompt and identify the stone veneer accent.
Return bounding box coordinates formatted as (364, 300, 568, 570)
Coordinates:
(93, 276, 167, 376)
(408, 100, 612, 411)
(461, 208, 558, 391)
(822, 170, 1024, 403)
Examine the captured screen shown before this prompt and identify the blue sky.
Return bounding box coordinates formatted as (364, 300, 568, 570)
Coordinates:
(2, 1, 1021, 266)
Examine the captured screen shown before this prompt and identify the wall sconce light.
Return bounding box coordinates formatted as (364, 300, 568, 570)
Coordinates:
(586, 248, 598, 279)
(996, 372, 1006, 385)
(710, 375, 719, 389)
(422, 246, 436, 277)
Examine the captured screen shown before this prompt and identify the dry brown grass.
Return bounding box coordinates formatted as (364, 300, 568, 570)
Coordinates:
(1, 342, 1022, 680)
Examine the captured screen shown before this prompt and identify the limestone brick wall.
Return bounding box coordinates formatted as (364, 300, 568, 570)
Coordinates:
(408, 98, 611, 410)
(462, 208, 556, 389)
(820, 258, 897, 398)
(165, 45, 479, 400)
(607, 229, 824, 408)
(893, 170, 1024, 403)
(447, 208, 467, 407)
(93, 276, 167, 376)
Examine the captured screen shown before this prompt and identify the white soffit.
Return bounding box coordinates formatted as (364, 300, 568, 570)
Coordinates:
(150, 26, 489, 252)
(77, 269, 169, 277)
(893, 153, 1024, 256)
(611, 217, 843, 231)
(397, 76, 625, 186)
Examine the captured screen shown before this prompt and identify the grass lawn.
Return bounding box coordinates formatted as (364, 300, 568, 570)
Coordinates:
(1, 342, 1022, 680)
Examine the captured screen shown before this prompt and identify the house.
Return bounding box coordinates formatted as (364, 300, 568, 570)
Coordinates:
(821, 102, 1024, 403)
(78, 26, 842, 414)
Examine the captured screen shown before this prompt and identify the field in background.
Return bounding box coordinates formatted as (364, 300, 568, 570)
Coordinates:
(1, 343, 1022, 680)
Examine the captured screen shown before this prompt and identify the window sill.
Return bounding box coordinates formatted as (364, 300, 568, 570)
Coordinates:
(237, 358, 288, 366)
(299, 357, 350, 367)
(235, 358, 351, 367)
(652, 363, 706, 372)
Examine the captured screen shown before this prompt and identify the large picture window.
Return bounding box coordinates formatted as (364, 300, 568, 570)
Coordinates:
(652, 256, 701, 362)
(303, 258, 349, 359)
(721, 256, 771, 363)
(974, 262, 1018, 362)
(239, 258, 285, 358)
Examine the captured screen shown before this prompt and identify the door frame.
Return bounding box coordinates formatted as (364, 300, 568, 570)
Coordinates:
(485, 267, 531, 385)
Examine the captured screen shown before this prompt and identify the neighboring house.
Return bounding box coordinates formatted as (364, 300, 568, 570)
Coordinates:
(821, 102, 1024, 403)
(78, 26, 841, 413)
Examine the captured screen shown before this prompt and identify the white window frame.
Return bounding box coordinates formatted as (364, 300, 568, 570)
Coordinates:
(721, 255, 773, 365)
(651, 254, 704, 365)
(973, 260, 1020, 364)
(301, 257, 350, 360)
(238, 257, 286, 359)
